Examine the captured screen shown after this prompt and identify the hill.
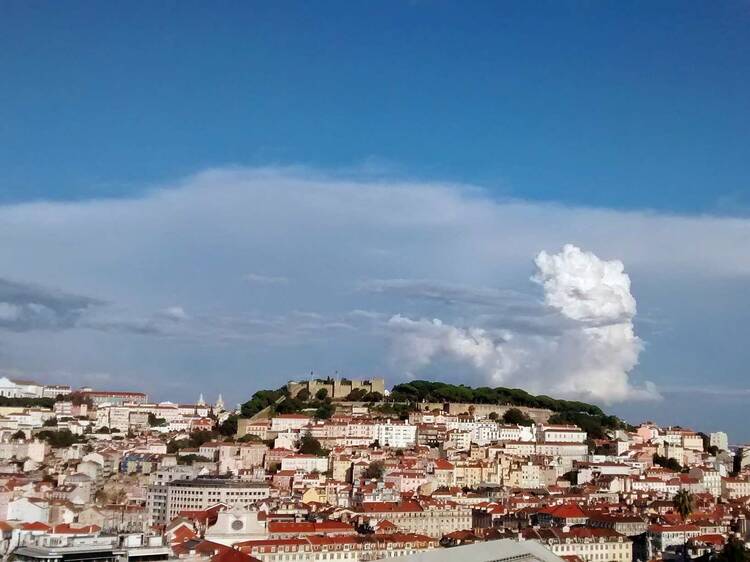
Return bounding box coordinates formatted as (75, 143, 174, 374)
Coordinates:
(237, 379, 629, 440)
(389, 380, 603, 416)
(389, 380, 628, 438)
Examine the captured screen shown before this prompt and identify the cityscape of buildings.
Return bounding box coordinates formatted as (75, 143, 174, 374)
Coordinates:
(0, 375, 747, 562)
(5, 3, 749, 562)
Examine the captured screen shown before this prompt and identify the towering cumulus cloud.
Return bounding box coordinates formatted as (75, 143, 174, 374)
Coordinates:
(533, 244, 636, 325)
(388, 244, 658, 404)
(531, 244, 655, 402)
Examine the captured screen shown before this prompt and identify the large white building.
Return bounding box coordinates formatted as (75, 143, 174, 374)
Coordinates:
(522, 527, 632, 562)
(376, 420, 417, 448)
(688, 467, 722, 497)
(271, 414, 310, 433)
(95, 402, 197, 432)
(7, 497, 50, 523)
(280, 454, 329, 473)
(204, 507, 268, 546)
(710, 431, 729, 451)
(395, 538, 565, 562)
(80, 389, 148, 405)
(239, 533, 439, 562)
(537, 424, 587, 443)
(360, 501, 471, 538)
(0, 377, 44, 399)
(496, 424, 535, 442)
(147, 477, 270, 525)
(42, 384, 72, 399)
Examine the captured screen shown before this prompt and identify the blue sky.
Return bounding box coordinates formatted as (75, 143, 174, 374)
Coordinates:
(3, 2, 749, 210)
(1, 3, 750, 439)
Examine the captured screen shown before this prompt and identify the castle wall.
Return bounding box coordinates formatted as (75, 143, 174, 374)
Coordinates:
(423, 402, 552, 423)
(287, 378, 385, 401)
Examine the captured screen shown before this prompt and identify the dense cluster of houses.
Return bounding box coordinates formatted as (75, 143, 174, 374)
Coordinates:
(0, 376, 748, 562)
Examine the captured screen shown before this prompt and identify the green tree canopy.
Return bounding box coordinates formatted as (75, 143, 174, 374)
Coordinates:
(37, 429, 82, 448)
(345, 388, 368, 401)
(218, 415, 238, 436)
(240, 388, 287, 418)
(238, 433, 261, 443)
(178, 454, 212, 465)
(315, 402, 335, 420)
(297, 432, 327, 456)
(148, 413, 167, 427)
(654, 453, 683, 472)
(502, 408, 534, 426)
(390, 380, 605, 416)
(363, 460, 385, 480)
(673, 489, 694, 522)
(0, 396, 55, 409)
(719, 537, 750, 562)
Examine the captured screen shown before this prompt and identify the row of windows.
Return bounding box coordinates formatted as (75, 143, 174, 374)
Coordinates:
(555, 543, 630, 552)
(171, 489, 267, 496)
(258, 549, 424, 562)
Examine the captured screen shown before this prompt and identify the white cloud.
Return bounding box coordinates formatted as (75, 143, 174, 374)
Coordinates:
(386, 245, 657, 403)
(244, 273, 289, 285)
(159, 306, 189, 321)
(359, 278, 523, 307)
(0, 303, 22, 323)
(387, 315, 522, 380)
(0, 277, 100, 331)
(0, 166, 747, 403)
(533, 244, 636, 324)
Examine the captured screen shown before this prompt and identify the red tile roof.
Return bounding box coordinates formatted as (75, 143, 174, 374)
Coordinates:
(211, 548, 259, 562)
(51, 524, 101, 534)
(268, 521, 355, 534)
(690, 534, 726, 546)
(83, 390, 146, 397)
(360, 501, 423, 513)
(21, 522, 51, 531)
(649, 524, 700, 533)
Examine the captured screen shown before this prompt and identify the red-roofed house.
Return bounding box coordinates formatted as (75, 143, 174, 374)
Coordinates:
(268, 520, 356, 539)
(648, 524, 701, 553)
(537, 503, 589, 527)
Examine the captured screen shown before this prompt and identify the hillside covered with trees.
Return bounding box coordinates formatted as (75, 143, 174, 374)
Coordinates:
(389, 380, 604, 415)
(390, 380, 629, 439)
(237, 379, 629, 440)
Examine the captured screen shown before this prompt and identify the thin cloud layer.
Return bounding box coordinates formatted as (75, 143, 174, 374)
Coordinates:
(0, 277, 100, 331)
(359, 279, 526, 307)
(244, 273, 290, 285)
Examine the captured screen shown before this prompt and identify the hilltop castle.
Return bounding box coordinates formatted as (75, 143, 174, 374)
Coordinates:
(287, 377, 385, 400)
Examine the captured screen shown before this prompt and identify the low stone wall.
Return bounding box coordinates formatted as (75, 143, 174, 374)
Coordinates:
(422, 402, 552, 423)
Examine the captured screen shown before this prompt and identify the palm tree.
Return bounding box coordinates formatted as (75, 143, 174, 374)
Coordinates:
(674, 489, 694, 521)
(673, 490, 694, 562)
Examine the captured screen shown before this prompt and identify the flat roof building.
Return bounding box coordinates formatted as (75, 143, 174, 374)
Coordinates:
(147, 477, 270, 525)
(392, 538, 565, 562)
